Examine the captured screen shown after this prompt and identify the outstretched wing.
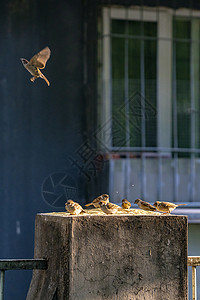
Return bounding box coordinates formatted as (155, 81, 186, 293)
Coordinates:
(30, 47, 51, 69)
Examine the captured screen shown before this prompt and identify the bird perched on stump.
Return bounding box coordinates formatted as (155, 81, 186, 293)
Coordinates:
(100, 201, 121, 214)
(65, 200, 85, 215)
(21, 47, 51, 86)
(122, 199, 131, 209)
(85, 194, 109, 208)
(134, 199, 157, 211)
(153, 201, 187, 214)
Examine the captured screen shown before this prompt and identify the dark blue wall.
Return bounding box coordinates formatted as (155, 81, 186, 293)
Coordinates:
(0, 0, 86, 298)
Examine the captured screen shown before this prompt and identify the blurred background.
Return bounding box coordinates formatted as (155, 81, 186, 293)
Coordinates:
(0, 0, 200, 299)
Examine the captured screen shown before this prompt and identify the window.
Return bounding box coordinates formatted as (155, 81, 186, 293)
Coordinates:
(98, 6, 200, 203)
(99, 7, 200, 155)
(111, 18, 157, 148)
(173, 17, 200, 155)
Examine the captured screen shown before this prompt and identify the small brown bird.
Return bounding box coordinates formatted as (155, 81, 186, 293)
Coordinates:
(122, 199, 131, 209)
(21, 47, 51, 86)
(85, 194, 109, 208)
(134, 199, 157, 211)
(154, 201, 187, 214)
(100, 201, 121, 214)
(65, 200, 85, 215)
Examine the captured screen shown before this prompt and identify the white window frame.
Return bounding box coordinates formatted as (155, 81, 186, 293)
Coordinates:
(101, 6, 200, 152)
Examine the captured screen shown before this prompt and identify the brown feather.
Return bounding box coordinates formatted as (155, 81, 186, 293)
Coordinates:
(30, 47, 51, 69)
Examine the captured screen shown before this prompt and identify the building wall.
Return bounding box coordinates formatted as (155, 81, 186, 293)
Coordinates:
(0, 0, 86, 299)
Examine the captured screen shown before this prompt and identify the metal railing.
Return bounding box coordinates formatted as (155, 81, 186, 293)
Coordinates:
(0, 259, 47, 300)
(188, 256, 200, 300)
(0, 257, 199, 299)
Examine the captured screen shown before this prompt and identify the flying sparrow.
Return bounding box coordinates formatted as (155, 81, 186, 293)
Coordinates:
(65, 200, 85, 215)
(122, 199, 131, 209)
(85, 194, 109, 208)
(20, 47, 51, 86)
(153, 201, 187, 214)
(134, 199, 157, 211)
(100, 201, 121, 214)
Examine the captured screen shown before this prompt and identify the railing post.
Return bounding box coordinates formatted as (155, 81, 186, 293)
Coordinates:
(0, 259, 47, 300)
(192, 266, 197, 300)
(0, 270, 5, 300)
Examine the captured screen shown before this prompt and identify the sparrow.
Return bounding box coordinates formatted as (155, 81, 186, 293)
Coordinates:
(85, 194, 109, 208)
(20, 46, 51, 86)
(122, 199, 131, 209)
(134, 199, 157, 211)
(65, 200, 85, 215)
(153, 201, 187, 214)
(100, 201, 121, 214)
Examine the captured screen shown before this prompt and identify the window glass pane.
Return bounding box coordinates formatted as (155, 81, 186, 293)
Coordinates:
(111, 35, 126, 147)
(173, 19, 190, 39)
(128, 38, 141, 147)
(111, 19, 157, 148)
(173, 19, 191, 156)
(112, 19, 125, 34)
(144, 26, 157, 147)
(176, 42, 190, 150)
(144, 21, 157, 37)
(128, 20, 141, 36)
